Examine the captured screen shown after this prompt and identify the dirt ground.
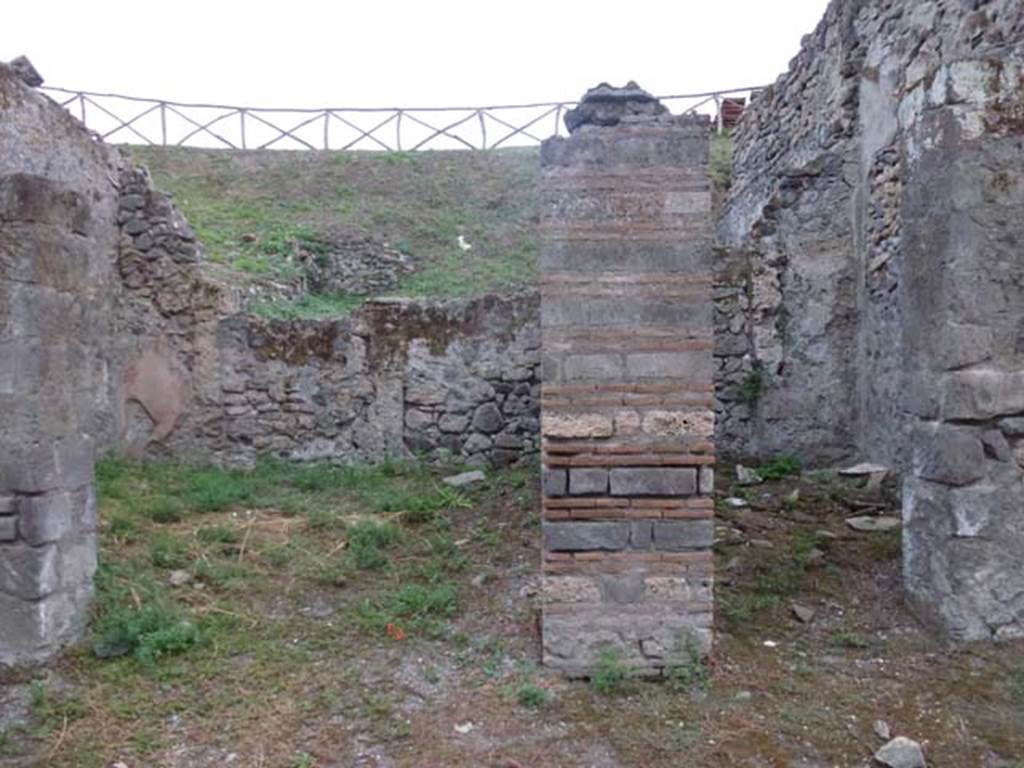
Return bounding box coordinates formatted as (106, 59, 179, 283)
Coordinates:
(1, 460, 1022, 768)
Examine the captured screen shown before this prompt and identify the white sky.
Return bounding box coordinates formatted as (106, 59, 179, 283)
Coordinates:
(10, 0, 830, 109)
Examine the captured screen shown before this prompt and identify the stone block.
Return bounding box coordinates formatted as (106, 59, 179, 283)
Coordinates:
(0, 543, 58, 600)
(0, 586, 94, 667)
(609, 467, 697, 496)
(544, 522, 629, 551)
(629, 520, 653, 548)
(542, 412, 614, 438)
(404, 408, 435, 431)
(17, 491, 73, 545)
(543, 575, 601, 603)
(471, 402, 504, 434)
(57, 533, 98, 589)
(642, 409, 714, 438)
(699, 466, 715, 495)
(626, 351, 713, 380)
(0, 517, 16, 542)
(652, 520, 714, 550)
(913, 424, 985, 486)
(463, 433, 493, 454)
(569, 468, 608, 495)
(943, 370, 1024, 420)
(0, 496, 15, 514)
(595, 571, 647, 603)
(562, 354, 624, 381)
(438, 413, 469, 433)
(543, 468, 568, 497)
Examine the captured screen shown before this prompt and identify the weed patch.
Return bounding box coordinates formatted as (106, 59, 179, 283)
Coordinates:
(591, 648, 631, 695)
(758, 456, 802, 481)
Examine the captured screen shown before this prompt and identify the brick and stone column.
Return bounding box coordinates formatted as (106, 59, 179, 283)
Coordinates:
(539, 83, 715, 676)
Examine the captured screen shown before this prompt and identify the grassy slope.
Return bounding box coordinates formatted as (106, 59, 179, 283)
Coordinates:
(129, 146, 541, 314)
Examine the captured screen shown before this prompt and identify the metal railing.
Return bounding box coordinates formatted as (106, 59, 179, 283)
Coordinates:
(40, 86, 762, 151)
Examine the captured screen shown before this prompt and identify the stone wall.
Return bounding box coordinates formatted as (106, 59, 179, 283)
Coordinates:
(718, 0, 1024, 640)
(102, 150, 542, 472)
(539, 85, 715, 676)
(0, 62, 116, 665)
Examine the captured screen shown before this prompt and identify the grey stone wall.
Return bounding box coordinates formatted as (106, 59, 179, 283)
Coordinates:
(539, 84, 715, 677)
(718, 0, 1024, 640)
(0, 63, 115, 664)
(109, 158, 541, 471)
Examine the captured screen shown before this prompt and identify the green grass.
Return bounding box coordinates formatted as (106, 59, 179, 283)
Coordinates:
(250, 293, 368, 320)
(757, 456, 801, 481)
(664, 634, 710, 692)
(128, 146, 540, 313)
(591, 648, 631, 695)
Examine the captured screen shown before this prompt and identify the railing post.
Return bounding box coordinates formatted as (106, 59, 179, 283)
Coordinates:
(160, 102, 167, 145)
(396, 111, 403, 152)
(323, 111, 329, 150)
(240, 109, 247, 149)
(715, 95, 723, 134)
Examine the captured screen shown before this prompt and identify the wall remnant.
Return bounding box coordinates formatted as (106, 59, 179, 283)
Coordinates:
(0, 60, 115, 665)
(718, 0, 1024, 640)
(539, 83, 715, 676)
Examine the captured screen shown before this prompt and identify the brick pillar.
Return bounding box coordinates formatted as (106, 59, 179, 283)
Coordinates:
(539, 83, 715, 676)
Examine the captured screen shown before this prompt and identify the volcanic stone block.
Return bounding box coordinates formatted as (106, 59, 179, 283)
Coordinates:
(913, 424, 985, 486)
(629, 521, 653, 548)
(0, 517, 16, 542)
(543, 468, 568, 497)
(569, 468, 608, 495)
(544, 522, 630, 551)
(609, 468, 697, 497)
(652, 520, 715, 550)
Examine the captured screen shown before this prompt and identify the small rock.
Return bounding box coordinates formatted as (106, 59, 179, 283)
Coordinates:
(724, 496, 749, 508)
(454, 722, 475, 734)
(750, 538, 775, 549)
(168, 570, 192, 587)
(874, 736, 926, 768)
(443, 470, 486, 488)
(734, 690, 753, 701)
(791, 603, 816, 623)
(470, 573, 488, 588)
(815, 529, 837, 540)
(846, 515, 901, 532)
(874, 719, 892, 741)
(762, 640, 778, 648)
(839, 462, 890, 476)
(736, 465, 763, 486)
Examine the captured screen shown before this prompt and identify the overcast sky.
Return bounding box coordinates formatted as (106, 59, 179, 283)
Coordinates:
(10, 1, 830, 109)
